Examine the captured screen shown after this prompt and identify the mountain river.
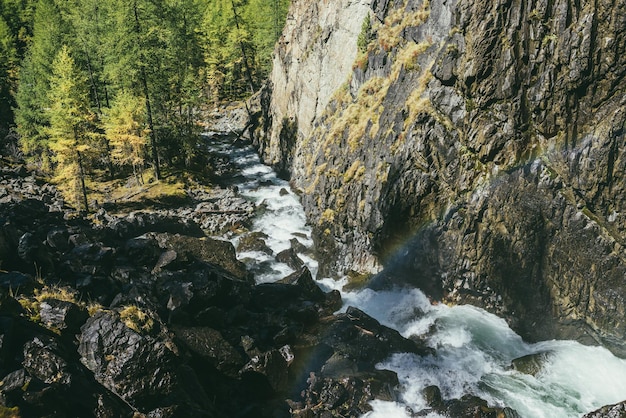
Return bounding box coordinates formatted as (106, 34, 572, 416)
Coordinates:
(206, 134, 626, 418)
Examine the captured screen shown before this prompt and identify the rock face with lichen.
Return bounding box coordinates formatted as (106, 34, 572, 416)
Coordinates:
(253, 0, 626, 354)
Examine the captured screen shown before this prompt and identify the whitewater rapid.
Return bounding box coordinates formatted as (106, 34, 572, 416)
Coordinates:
(206, 134, 626, 418)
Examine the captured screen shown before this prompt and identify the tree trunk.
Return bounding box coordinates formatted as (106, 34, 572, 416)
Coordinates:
(76, 149, 89, 213)
(141, 68, 161, 181)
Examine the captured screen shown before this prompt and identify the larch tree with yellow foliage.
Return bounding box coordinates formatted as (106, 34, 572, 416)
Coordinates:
(47, 45, 95, 212)
(104, 90, 148, 185)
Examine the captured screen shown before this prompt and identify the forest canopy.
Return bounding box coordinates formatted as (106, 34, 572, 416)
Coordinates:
(0, 0, 289, 210)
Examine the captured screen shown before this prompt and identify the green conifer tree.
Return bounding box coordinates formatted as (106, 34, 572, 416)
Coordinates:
(15, 0, 67, 168)
(47, 45, 94, 212)
(0, 16, 17, 137)
(104, 90, 147, 184)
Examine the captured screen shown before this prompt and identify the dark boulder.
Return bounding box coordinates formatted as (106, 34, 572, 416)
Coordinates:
(0, 368, 29, 394)
(151, 233, 250, 281)
(0, 272, 35, 295)
(290, 370, 399, 417)
(1, 333, 134, 417)
(584, 401, 626, 418)
(62, 242, 115, 279)
(99, 211, 204, 240)
(240, 347, 292, 394)
(45, 227, 70, 251)
(124, 235, 162, 268)
(275, 248, 305, 271)
(237, 231, 274, 255)
(17, 232, 54, 274)
(78, 310, 182, 410)
(173, 326, 244, 377)
(277, 266, 325, 302)
(323, 306, 432, 367)
(436, 395, 521, 418)
(22, 338, 71, 385)
(155, 261, 253, 317)
(39, 299, 89, 334)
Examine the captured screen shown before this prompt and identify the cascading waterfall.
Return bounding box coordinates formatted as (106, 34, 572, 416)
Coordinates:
(207, 134, 626, 418)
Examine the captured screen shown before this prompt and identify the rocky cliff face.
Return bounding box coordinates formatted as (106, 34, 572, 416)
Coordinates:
(255, 0, 626, 353)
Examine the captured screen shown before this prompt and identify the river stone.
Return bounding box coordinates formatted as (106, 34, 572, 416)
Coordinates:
(439, 395, 521, 417)
(275, 247, 305, 270)
(277, 266, 325, 302)
(511, 351, 553, 376)
(240, 348, 290, 393)
(584, 401, 626, 418)
(236, 231, 273, 255)
(173, 326, 244, 377)
(291, 370, 399, 417)
(151, 233, 250, 281)
(323, 306, 432, 365)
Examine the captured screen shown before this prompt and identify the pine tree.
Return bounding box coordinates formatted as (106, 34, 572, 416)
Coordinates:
(15, 0, 67, 168)
(104, 90, 147, 184)
(0, 16, 17, 137)
(47, 45, 94, 212)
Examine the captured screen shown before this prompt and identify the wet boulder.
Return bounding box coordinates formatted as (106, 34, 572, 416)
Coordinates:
(290, 369, 399, 417)
(584, 401, 626, 418)
(237, 231, 273, 255)
(323, 306, 432, 367)
(277, 266, 325, 302)
(289, 237, 310, 255)
(275, 248, 305, 271)
(240, 346, 294, 394)
(511, 351, 554, 376)
(436, 395, 521, 418)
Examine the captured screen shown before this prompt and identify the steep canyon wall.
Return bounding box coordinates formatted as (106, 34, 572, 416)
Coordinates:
(254, 0, 626, 353)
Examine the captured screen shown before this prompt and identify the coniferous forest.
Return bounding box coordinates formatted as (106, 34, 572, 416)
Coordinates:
(0, 0, 289, 211)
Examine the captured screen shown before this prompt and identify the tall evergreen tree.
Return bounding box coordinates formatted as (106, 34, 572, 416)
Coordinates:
(103, 90, 147, 184)
(0, 16, 17, 137)
(15, 0, 66, 168)
(47, 45, 94, 212)
(103, 0, 172, 180)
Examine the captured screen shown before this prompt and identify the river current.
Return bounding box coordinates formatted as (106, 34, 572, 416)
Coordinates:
(206, 134, 626, 418)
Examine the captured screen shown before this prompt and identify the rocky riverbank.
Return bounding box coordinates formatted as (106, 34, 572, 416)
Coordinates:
(0, 152, 531, 417)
